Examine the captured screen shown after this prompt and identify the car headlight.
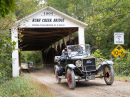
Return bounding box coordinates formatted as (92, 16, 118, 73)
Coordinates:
(97, 58, 103, 65)
(75, 60, 82, 67)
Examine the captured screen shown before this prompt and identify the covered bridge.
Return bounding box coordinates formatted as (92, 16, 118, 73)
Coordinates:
(11, 6, 88, 77)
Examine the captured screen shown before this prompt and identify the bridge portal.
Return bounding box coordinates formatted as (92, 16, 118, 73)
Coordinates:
(11, 6, 88, 77)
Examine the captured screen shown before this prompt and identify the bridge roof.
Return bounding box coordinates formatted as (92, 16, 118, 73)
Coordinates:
(16, 6, 88, 51)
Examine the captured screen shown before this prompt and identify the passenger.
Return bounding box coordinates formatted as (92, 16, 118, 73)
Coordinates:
(64, 48, 68, 55)
(68, 48, 71, 52)
(77, 46, 83, 55)
(60, 48, 68, 62)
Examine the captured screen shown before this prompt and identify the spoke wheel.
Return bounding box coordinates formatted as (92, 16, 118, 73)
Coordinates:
(55, 69, 61, 84)
(103, 65, 114, 85)
(67, 68, 76, 90)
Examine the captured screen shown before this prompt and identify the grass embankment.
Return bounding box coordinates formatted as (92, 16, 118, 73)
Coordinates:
(115, 74, 130, 82)
(0, 75, 57, 97)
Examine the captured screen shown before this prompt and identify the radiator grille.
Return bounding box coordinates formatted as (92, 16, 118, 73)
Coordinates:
(82, 58, 96, 71)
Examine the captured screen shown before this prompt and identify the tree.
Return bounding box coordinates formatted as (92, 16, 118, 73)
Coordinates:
(85, 0, 130, 58)
(46, 0, 92, 22)
(0, 12, 17, 83)
(46, 0, 130, 58)
(15, 0, 44, 20)
(0, 0, 16, 17)
(0, 0, 44, 83)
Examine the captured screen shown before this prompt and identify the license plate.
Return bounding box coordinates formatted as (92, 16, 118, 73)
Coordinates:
(86, 75, 95, 80)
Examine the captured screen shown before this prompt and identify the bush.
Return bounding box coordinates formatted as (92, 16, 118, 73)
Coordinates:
(92, 49, 130, 76)
(0, 31, 13, 84)
(91, 49, 107, 61)
(0, 75, 54, 97)
(0, 56, 12, 84)
(113, 50, 130, 76)
(20, 51, 42, 68)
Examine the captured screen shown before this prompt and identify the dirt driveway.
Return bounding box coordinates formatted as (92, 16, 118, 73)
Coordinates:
(29, 69, 130, 97)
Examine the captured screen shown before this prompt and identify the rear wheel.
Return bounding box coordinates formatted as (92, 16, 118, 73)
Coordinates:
(55, 69, 61, 84)
(103, 65, 114, 85)
(67, 68, 76, 90)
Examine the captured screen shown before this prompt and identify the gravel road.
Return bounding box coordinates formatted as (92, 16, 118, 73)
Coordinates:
(29, 69, 130, 97)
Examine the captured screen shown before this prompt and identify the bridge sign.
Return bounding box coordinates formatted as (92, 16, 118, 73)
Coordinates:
(111, 45, 126, 58)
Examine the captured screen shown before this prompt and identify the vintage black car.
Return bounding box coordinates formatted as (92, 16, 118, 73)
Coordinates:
(28, 62, 34, 68)
(54, 44, 114, 90)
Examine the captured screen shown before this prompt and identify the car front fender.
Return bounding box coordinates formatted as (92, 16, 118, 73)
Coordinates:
(66, 64, 76, 70)
(54, 65, 60, 74)
(55, 65, 59, 70)
(102, 60, 114, 66)
(96, 61, 114, 74)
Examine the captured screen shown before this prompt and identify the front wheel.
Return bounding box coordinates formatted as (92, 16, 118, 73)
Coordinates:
(55, 69, 61, 84)
(103, 65, 114, 85)
(67, 68, 76, 90)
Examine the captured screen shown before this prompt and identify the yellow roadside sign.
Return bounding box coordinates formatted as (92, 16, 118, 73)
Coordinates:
(111, 45, 126, 58)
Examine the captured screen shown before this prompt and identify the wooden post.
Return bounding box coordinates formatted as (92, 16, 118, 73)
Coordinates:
(19, 52, 21, 74)
(59, 40, 62, 54)
(63, 37, 67, 47)
(78, 27, 85, 44)
(55, 42, 57, 51)
(41, 50, 44, 67)
(11, 27, 19, 77)
(69, 32, 72, 45)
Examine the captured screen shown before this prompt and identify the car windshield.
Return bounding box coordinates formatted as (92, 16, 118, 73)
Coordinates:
(67, 44, 90, 57)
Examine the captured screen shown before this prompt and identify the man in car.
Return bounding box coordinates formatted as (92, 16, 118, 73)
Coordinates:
(77, 46, 83, 55)
(60, 48, 68, 62)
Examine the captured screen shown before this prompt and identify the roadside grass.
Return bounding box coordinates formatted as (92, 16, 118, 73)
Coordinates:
(0, 74, 57, 97)
(115, 74, 130, 82)
(21, 63, 27, 65)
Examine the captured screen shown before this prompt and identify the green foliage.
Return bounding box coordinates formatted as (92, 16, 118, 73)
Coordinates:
(0, 30, 14, 84)
(85, 0, 130, 58)
(20, 51, 42, 67)
(0, 75, 54, 97)
(0, 0, 16, 17)
(92, 49, 130, 76)
(91, 49, 104, 60)
(0, 0, 44, 83)
(115, 73, 130, 81)
(46, 0, 92, 22)
(46, 0, 130, 59)
(91, 49, 107, 67)
(15, 0, 44, 20)
(0, 10, 17, 83)
(113, 50, 130, 76)
(0, 13, 16, 30)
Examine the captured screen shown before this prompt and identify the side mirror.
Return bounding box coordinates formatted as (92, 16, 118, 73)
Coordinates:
(97, 58, 103, 65)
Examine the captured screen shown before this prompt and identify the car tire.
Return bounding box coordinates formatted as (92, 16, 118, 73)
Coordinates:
(55, 69, 61, 84)
(103, 65, 114, 85)
(67, 68, 76, 90)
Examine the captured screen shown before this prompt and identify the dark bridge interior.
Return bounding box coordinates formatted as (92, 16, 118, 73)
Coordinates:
(19, 27, 78, 51)
(19, 27, 79, 65)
